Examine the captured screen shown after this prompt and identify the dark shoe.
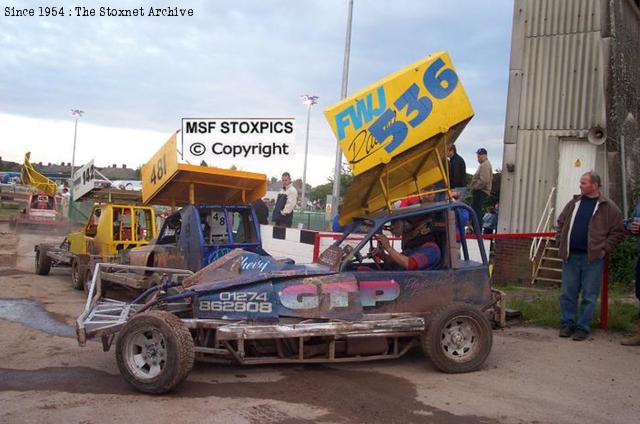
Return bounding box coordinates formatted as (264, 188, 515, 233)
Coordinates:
(572, 329, 589, 341)
(559, 326, 574, 338)
(621, 331, 640, 346)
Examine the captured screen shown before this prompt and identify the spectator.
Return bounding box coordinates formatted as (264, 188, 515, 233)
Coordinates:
(332, 205, 346, 233)
(555, 171, 624, 341)
(470, 148, 492, 224)
(447, 145, 467, 200)
(482, 205, 498, 235)
(271, 172, 297, 228)
(621, 200, 640, 345)
(252, 198, 269, 225)
(60, 187, 71, 218)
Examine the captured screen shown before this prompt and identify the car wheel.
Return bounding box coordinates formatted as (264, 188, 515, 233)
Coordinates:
(35, 246, 52, 275)
(116, 311, 194, 394)
(71, 260, 84, 290)
(422, 304, 493, 373)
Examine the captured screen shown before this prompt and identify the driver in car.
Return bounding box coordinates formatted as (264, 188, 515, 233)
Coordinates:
(372, 218, 441, 271)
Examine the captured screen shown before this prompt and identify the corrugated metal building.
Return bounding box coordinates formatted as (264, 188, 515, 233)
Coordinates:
(498, 0, 640, 233)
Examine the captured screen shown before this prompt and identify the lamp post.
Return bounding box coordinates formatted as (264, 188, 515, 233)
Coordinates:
(69, 109, 84, 220)
(300, 94, 319, 210)
(331, 0, 354, 216)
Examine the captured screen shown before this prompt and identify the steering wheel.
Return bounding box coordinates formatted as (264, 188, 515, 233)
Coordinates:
(366, 238, 383, 270)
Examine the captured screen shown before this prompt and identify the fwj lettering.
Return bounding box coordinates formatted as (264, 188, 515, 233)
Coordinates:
(334, 86, 387, 141)
(339, 57, 459, 164)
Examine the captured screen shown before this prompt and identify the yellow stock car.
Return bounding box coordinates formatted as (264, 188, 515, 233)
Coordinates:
(34, 204, 157, 290)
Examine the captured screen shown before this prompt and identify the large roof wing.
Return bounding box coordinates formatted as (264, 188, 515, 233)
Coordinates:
(141, 133, 267, 207)
(323, 52, 474, 225)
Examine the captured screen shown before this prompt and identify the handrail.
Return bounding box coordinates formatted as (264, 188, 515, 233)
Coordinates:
(529, 187, 556, 262)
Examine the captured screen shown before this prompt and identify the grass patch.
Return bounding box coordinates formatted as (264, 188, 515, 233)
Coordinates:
(503, 285, 639, 333)
(0, 208, 18, 219)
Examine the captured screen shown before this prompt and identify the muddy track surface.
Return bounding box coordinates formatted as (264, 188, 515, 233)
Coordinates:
(1, 227, 639, 424)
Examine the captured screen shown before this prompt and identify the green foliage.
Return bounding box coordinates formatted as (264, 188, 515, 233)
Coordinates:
(309, 165, 353, 206)
(486, 170, 501, 208)
(504, 286, 638, 333)
(610, 236, 637, 289)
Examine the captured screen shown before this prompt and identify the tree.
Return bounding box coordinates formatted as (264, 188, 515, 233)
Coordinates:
(309, 165, 353, 207)
(486, 169, 501, 209)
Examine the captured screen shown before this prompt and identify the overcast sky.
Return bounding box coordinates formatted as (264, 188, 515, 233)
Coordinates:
(0, 0, 513, 185)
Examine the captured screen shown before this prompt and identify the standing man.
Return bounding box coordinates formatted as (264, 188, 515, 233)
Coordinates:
(621, 200, 640, 345)
(447, 145, 467, 200)
(555, 171, 624, 341)
(272, 172, 297, 228)
(60, 187, 71, 218)
(470, 148, 492, 223)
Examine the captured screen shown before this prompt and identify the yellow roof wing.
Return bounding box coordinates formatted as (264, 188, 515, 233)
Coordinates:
(323, 51, 474, 223)
(21, 152, 57, 196)
(141, 133, 267, 206)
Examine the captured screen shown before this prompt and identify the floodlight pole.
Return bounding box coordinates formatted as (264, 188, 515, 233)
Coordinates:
(300, 95, 318, 210)
(331, 0, 353, 215)
(69, 109, 84, 219)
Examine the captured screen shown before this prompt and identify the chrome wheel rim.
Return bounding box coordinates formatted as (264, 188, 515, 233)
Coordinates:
(440, 315, 480, 362)
(125, 329, 167, 379)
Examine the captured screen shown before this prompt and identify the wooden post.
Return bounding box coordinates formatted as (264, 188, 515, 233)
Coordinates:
(189, 183, 195, 204)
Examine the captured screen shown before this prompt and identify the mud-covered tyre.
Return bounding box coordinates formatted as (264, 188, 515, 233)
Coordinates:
(71, 260, 83, 290)
(35, 246, 52, 275)
(422, 304, 493, 373)
(116, 311, 194, 394)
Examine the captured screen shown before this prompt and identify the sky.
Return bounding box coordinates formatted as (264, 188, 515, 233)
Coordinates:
(0, 0, 514, 186)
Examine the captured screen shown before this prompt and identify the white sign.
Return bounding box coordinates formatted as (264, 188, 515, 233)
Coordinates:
(180, 118, 295, 164)
(72, 158, 96, 200)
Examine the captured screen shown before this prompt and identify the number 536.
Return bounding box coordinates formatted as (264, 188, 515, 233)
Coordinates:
(369, 58, 459, 154)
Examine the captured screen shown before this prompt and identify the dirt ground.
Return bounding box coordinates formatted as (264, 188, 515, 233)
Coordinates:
(0, 225, 639, 424)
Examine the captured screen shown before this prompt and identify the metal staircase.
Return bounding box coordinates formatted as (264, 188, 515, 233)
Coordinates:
(530, 188, 563, 285)
(531, 238, 563, 284)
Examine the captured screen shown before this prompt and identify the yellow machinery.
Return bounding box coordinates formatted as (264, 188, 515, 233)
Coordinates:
(323, 51, 474, 225)
(21, 152, 57, 196)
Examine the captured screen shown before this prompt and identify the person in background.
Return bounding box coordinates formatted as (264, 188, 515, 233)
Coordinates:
(272, 172, 297, 228)
(448, 144, 467, 200)
(332, 204, 346, 233)
(621, 200, 640, 345)
(555, 171, 624, 341)
(470, 148, 492, 224)
(60, 187, 71, 218)
(482, 205, 498, 235)
(252, 198, 269, 225)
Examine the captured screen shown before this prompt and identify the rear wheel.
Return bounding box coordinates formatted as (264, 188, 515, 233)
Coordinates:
(35, 246, 52, 275)
(71, 260, 84, 290)
(422, 304, 493, 373)
(116, 311, 194, 394)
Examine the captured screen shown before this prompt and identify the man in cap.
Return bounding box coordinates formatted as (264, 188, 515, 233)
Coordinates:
(470, 148, 492, 224)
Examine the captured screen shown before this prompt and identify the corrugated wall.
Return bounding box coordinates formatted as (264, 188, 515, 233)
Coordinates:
(499, 0, 608, 233)
(606, 0, 640, 215)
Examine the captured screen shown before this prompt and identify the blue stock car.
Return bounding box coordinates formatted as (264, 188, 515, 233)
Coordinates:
(99, 203, 269, 291)
(77, 200, 505, 394)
